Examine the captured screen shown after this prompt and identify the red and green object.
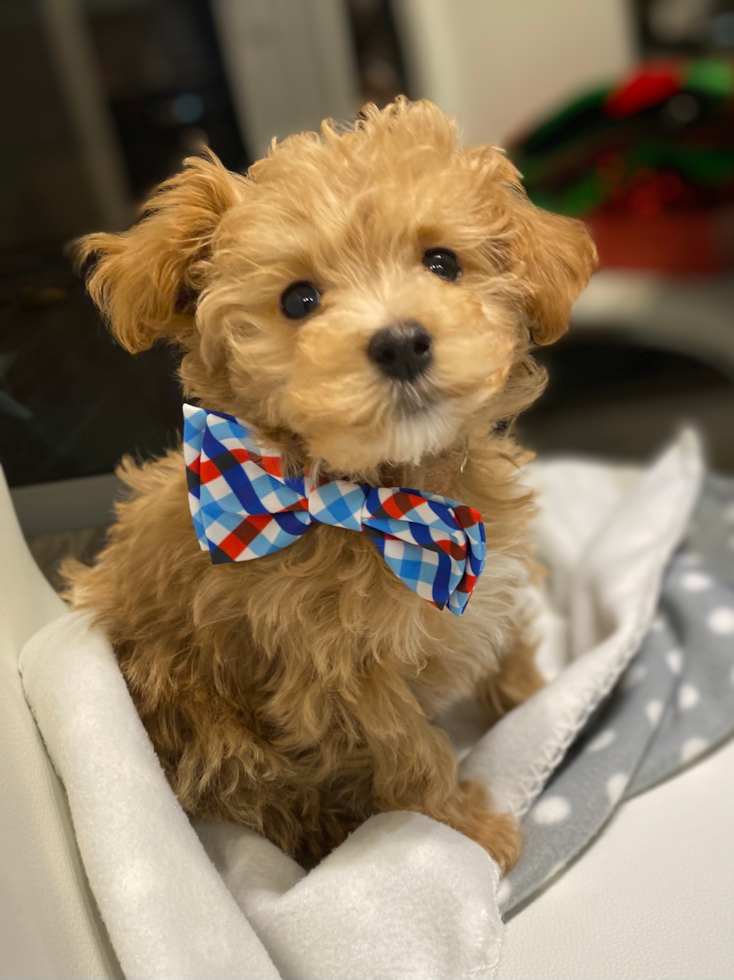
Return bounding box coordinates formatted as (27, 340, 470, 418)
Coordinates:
(508, 59, 734, 271)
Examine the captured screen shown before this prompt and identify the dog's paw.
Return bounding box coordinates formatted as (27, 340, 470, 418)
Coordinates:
(448, 780, 522, 874)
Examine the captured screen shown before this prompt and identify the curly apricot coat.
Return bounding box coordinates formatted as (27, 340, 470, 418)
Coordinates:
(65, 99, 595, 871)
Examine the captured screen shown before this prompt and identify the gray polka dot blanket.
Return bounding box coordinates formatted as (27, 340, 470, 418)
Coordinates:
(444, 429, 734, 919)
(20, 430, 734, 979)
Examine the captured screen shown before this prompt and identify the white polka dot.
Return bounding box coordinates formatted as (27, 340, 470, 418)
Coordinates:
(586, 729, 616, 752)
(622, 663, 647, 690)
(707, 607, 734, 635)
(645, 699, 664, 726)
(496, 878, 512, 904)
(651, 615, 667, 632)
(532, 795, 571, 824)
(607, 773, 629, 805)
(666, 649, 684, 675)
(677, 683, 700, 710)
(681, 737, 709, 763)
(680, 571, 713, 592)
(724, 502, 734, 524)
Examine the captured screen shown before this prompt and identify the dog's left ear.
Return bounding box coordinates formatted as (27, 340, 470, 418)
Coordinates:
(510, 194, 597, 346)
(75, 151, 245, 353)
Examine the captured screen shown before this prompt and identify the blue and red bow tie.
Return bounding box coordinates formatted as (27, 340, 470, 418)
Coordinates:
(183, 405, 486, 616)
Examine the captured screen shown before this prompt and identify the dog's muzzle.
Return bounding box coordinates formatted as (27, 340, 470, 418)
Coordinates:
(368, 320, 432, 383)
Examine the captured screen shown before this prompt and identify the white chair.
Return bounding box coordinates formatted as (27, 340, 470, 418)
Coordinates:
(1, 466, 732, 979)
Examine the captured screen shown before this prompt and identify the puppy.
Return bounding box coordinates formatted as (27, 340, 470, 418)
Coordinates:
(65, 99, 595, 871)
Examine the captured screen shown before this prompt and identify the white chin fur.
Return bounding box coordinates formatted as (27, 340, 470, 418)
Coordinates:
(379, 405, 461, 465)
(311, 403, 469, 473)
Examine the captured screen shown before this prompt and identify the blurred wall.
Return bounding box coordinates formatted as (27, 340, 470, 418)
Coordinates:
(395, 0, 635, 145)
(212, 0, 360, 159)
(0, 1, 113, 248)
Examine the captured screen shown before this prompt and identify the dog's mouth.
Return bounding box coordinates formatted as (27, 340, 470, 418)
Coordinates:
(278, 369, 487, 475)
(392, 379, 441, 419)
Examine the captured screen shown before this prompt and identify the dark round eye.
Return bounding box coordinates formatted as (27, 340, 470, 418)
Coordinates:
(280, 280, 321, 319)
(422, 248, 462, 282)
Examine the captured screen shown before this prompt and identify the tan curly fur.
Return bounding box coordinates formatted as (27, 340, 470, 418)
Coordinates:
(64, 99, 596, 871)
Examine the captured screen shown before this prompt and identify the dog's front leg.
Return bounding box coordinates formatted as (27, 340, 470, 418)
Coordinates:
(475, 627, 545, 726)
(352, 665, 522, 873)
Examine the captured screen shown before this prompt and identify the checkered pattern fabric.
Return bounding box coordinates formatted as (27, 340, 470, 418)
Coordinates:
(183, 404, 486, 615)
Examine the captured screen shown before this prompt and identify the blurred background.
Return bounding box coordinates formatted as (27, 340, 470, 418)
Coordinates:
(1, 0, 733, 582)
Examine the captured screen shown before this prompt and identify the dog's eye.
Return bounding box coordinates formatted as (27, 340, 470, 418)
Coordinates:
(280, 281, 321, 319)
(422, 248, 462, 282)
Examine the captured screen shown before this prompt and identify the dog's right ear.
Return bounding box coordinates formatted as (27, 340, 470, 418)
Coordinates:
(75, 151, 244, 352)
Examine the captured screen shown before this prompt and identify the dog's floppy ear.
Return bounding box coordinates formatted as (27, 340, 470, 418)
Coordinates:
(75, 151, 244, 353)
(510, 194, 597, 346)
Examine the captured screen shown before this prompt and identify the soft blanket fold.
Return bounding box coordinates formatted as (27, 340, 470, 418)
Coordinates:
(21, 430, 734, 980)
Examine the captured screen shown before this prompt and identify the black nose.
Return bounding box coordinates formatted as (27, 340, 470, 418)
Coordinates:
(368, 321, 433, 383)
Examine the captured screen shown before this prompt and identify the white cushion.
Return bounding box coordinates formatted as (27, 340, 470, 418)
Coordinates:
(0, 468, 119, 979)
(497, 735, 734, 979)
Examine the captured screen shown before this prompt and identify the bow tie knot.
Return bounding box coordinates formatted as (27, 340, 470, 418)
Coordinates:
(183, 405, 486, 616)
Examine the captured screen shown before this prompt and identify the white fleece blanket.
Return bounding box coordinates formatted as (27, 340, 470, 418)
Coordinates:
(19, 432, 702, 980)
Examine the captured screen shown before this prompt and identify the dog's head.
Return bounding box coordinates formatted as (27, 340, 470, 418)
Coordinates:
(79, 99, 595, 476)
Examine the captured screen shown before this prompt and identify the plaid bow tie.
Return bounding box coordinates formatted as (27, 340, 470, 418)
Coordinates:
(183, 405, 486, 616)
